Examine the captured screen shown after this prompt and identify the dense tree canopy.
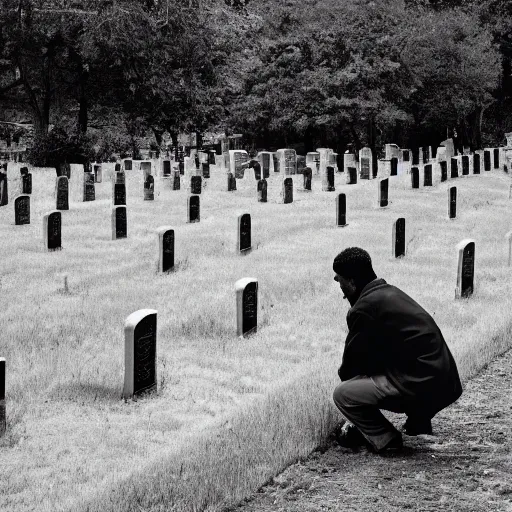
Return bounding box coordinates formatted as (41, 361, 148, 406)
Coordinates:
(0, 0, 509, 160)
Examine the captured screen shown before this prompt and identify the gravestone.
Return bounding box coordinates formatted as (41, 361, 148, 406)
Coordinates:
(14, 195, 30, 225)
(115, 163, 121, 173)
(411, 167, 419, 188)
(379, 178, 389, 207)
(123, 309, 158, 399)
(0, 358, 4, 437)
(57, 162, 71, 179)
(190, 176, 202, 195)
(449, 186, 457, 219)
(20, 168, 32, 194)
(473, 153, 481, 174)
(179, 162, 185, 175)
(455, 239, 475, 299)
(303, 167, 312, 191)
(323, 166, 335, 191)
(422, 147, 430, 164)
(277, 148, 297, 175)
(348, 167, 357, 185)
(259, 152, 271, 178)
(392, 218, 406, 258)
(115, 171, 126, 184)
(84, 172, 95, 201)
(450, 158, 458, 178)
(56, 176, 69, 210)
(94, 164, 102, 183)
(336, 193, 347, 227)
(112, 206, 127, 239)
(141, 161, 152, 181)
(188, 195, 200, 223)
(424, 164, 433, 186)
(209, 151, 216, 165)
(227, 172, 237, 191)
(412, 148, 420, 165)
(360, 155, 371, 180)
(402, 150, 410, 162)
(230, 150, 249, 179)
(484, 150, 491, 171)
(162, 160, 171, 176)
(144, 175, 154, 200)
(113, 182, 126, 206)
(390, 157, 398, 176)
(296, 155, 306, 174)
(173, 170, 181, 190)
(257, 179, 267, 202)
(157, 227, 174, 273)
(250, 161, 261, 180)
(283, 177, 293, 204)
(43, 211, 62, 251)
(440, 161, 448, 182)
(0, 171, 8, 206)
(494, 148, 500, 169)
(273, 153, 279, 173)
(238, 213, 252, 254)
(306, 152, 320, 174)
(202, 163, 210, 179)
(235, 278, 258, 337)
(462, 155, 470, 176)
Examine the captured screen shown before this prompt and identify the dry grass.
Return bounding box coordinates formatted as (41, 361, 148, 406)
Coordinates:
(0, 164, 511, 511)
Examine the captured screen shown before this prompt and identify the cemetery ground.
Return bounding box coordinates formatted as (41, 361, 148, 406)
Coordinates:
(1, 167, 512, 511)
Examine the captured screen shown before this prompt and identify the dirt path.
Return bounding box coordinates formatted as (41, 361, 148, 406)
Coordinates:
(231, 349, 512, 512)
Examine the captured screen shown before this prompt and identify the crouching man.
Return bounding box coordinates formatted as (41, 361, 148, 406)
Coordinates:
(332, 247, 462, 453)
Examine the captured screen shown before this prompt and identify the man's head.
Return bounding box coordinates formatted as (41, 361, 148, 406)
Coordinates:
(333, 247, 377, 306)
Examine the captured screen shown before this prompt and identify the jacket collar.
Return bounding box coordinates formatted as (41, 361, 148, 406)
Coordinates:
(355, 278, 387, 304)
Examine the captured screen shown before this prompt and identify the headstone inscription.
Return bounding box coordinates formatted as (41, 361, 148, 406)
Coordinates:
(379, 178, 389, 207)
(115, 171, 126, 184)
(112, 206, 127, 239)
(188, 195, 200, 223)
(423, 164, 433, 186)
(157, 227, 174, 273)
(303, 167, 312, 191)
(348, 167, 357, 185)
(494, 148, 500, 169)
(238, 213, 251, 254)
(455, 239, 475, 299)
(336, 193, 346, 227)
(449, 186, 457, 219)
(283, 177, 293, 204)
(411, 167, 419, 188)
(43, 211, 62, 251)
(94, 164, 102, 183)
(84, 172, 95, 201)
(462, 155, 470, 176)
(439, 161, 447, 182)
(56, 176, 69, 210)
(392, 218, 406, 258)
(0, 170, 8, 206)
(484, 150, 491, 171)
(227, 172, 237, 191)
(190, 176, 202, 195)
(257, 179, 267, 202)
(0, 358, 4, 437)
(144, 175, 154, 200)
(20, 167, 32, 194)
(14, 195, 30, 225)
(173, 170, 181, 190)
(235, 278, 258, 337)
(390, 157, 398, 176)
(450, 158, 458, 178)
(163, 160, 171, 176)
(123, 309, 158, 399)
(473, 153, 481, 174)
(113, 182, 126, 206)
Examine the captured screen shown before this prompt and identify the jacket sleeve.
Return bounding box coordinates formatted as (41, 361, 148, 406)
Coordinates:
(338, 308, 385, 381)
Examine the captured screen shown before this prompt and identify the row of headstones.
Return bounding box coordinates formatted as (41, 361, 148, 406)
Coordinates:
(0, 165, 32, 207)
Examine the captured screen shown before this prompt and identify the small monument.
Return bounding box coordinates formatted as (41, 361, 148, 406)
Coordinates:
(144, 175, 155, 200)
(378, 178, 389, 207)
(484, 150, 491, 171)
(303, 167, 312, 191)
(188, 195, 200, 223)
(56, 176, 69, 210)
(157, 227, 174, 273)
(14, 195, 30, 225)
(238, 213, 252, 254)
(123, 309, 158, 399)
(411, 167, 419, 188)
(113, 181, 126, 206)
(282, 177, 293, 204)
(336, 193, 347, 227)
(424, 164, 433, 186)
(455, 239, 475, 299)
(348, 167, 357, 185)
(0, 358, 5, 437)
(473, 153, 481, 174)
(235, 278, 258, 337)
(440, 161, 448, 182)
(227, 172, 237, 191)
(462, 155, 470, 176)
(112, 206, 127, 239)
(83, 172, 95, 201)
(190, 176, 202, 195)
(392, 218, 406, 258)
(43, 210, 62, 251)
(450, 158, 458, 179)
(257, 179, 267, 202)
(449, 186, 457, 219)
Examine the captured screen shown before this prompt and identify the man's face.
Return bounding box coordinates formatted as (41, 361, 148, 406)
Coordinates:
(334, 273, 357, 305)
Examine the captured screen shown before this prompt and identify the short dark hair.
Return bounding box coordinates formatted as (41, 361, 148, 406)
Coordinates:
(333, 247, 377, 286)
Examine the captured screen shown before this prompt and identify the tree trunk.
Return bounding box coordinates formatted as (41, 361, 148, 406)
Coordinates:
(78, 65, 89, 135)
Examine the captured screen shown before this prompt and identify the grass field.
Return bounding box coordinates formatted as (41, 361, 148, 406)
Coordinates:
(1, 163, 512, 511)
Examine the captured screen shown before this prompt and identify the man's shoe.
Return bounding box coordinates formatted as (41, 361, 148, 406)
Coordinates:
(403, 417, 432, 436)
(378, 435, 403, 453)
(334, 422, 367, 449)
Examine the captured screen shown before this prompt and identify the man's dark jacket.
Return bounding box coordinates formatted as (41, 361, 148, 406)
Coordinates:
(339, 278, 462, 416)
